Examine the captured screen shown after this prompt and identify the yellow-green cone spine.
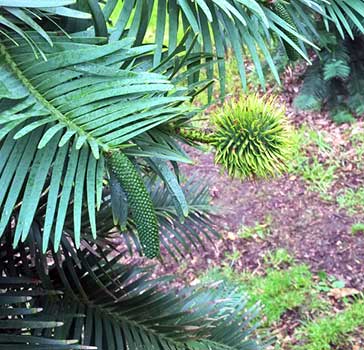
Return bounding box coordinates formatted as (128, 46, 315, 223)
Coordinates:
(106, 151, 159, 258)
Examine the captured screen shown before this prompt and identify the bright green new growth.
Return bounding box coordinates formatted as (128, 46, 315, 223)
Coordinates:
(211, 94, 293, 179)
(106, 151, 160, 258)
(272, 2, 300, 61)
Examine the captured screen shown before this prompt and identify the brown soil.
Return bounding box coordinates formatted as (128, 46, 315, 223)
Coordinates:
(152, 63, 364, 291)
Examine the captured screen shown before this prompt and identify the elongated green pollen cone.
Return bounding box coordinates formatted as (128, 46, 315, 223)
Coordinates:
(272, 1, 300, 61)
(106, 150, 160, 258)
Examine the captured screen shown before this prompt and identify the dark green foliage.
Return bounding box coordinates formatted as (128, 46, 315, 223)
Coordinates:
(3, 0, 364, 348)
(106, 151, 159, 259)
(294, 32, 364, 122)
(0, 232, 269, 350)
(0, 34, 191, 252)
(331, 109, 356, 124)
(293, 60, 326, 111)
(91, 177, 218, 261)
(0, 278, 92, 349)
(125, 179, 219, 261)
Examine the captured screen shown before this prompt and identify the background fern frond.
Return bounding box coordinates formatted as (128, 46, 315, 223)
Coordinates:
(294, 59, 327, 111)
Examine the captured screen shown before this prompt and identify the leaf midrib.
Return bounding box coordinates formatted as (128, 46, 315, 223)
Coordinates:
(0, 42, 108, 151)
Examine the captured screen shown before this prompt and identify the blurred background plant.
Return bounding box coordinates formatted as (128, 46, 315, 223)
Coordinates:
(294, 29, 364, 123)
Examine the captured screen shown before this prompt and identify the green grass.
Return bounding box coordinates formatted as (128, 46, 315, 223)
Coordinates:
(300, 159, 337, 197)
(250, 265, 315, 323)
(350, 130, 364, 162)
(201, 264, 326, 325)
(288, 125, 364, 210)
(200, 261, 363, 349)
(295, 299, 364, 350)
(351, 222, 364, 235)
(337, 187, 364, 215)
(288, 127, 338, 200)
(314, 272, 346, 292)
(224, 250, 242, 267)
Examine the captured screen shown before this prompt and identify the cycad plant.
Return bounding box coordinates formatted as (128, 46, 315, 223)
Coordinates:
(1, 0, 364, 349)
(294, 30, 364, 123)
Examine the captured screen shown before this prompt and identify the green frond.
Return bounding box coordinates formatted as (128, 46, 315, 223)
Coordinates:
(348, 92, 364, 116)
(331, 109, 356, 124)
(80, 178, 218, 261)
(0, 277, 94, 349)
(0, 1, 90, 57)
(320, 0, 364, 39)
(322, 40, 350, 80)
(0, 34, 193, 252)
(323, 59, 350, 80)
(293, 60, 326, 111)
(295, 31, 364, 118)
(107, 0, 322, 93)
(4, 0, 364, 94)
(147, 178, 219, 260)
(0, 234, 269, 350)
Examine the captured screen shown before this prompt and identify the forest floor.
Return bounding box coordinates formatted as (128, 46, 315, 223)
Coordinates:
(151, 62, 364, 349)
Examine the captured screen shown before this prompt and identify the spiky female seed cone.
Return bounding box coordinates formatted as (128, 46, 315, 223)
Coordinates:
(106, 150, 160, 258)
(210, 94, 293, 179)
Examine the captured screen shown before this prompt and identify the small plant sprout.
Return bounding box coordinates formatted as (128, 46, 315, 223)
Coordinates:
(337, 188, 364, 215)
(264, 248, 294, 268)
(238, 216, 273, 240)
(351, 223, 364, 236)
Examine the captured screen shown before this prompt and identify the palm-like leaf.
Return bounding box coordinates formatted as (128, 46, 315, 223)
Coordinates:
(0, 34, 196, 252)
(320, 0, 364, 39)
(48, 177, 218, 261)
(0, 1, 91, 57)
(3, 0, 364, 92)
(0, 277, 94, 349)
(0, 233, 269, 350)
(108, 0, 315, 91)
(101, 0, 364, 93)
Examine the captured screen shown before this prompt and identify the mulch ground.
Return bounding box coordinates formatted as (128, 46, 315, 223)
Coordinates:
(150, 62, 364, 291)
